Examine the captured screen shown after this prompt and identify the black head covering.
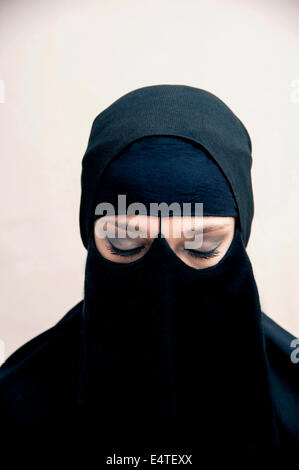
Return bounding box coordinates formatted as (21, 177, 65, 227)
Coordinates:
(75, 85, 281, 460)
(93, 135, 239, 219)
(79, 84, 253, 249)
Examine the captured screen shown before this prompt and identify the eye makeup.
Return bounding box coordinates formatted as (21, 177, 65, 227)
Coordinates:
(106, 235, 223, 260)
(185, 246, 220, 259)
(106, 238, 146, 257)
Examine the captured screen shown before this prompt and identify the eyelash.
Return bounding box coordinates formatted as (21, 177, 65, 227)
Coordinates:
(107, 241, 145, 257)
(185, 247, 219, 259)
(107, 239, 220, 259)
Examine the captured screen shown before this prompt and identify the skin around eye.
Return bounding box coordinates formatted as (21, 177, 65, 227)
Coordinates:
(94, 215, 157, 263)
(164, 216, 235, 268)
(184, 241, 221, 259)
(107, 236, 146, 250)
(94, 215, 235, 268)
(106, 237, 147, 257)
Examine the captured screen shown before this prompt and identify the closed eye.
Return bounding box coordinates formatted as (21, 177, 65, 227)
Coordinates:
(107, 239, 146, 257)
(184, 241, 221, 259)
(106, 237, 221, 259)
(185, 247, 219, 259)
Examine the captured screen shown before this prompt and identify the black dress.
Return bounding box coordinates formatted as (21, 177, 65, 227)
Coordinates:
(1, 300, 299, 460)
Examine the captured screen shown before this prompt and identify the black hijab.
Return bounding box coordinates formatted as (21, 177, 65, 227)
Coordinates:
(1, 85, 299, 465)
(79, 84, 253, 248)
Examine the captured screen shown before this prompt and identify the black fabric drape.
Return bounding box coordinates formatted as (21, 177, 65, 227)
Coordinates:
(75, 224, 281, 459)
(1, 300, 298, 462)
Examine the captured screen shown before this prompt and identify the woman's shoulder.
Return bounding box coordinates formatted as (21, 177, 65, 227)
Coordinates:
(262, 312, 299, 449)
(0, 300, 83, 425)
(0, 299, 83, 373)
(262, 312, 297, 357)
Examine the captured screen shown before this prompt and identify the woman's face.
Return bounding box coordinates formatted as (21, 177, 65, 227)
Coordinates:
(94, 215, 235, 270)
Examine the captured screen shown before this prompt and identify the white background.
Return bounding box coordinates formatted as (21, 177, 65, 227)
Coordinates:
(0, 0, 298, 358)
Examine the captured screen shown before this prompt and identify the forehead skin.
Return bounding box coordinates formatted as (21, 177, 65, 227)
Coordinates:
(96, 215, 234, 239)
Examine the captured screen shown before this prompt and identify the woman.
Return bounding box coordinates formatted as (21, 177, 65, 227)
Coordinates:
(1, 84, 298, 462)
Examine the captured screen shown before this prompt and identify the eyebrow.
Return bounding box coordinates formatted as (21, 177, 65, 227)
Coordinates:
(107, 220, 150, 236)
(107, 220, 228, 237)
(183, 224, 229, 236)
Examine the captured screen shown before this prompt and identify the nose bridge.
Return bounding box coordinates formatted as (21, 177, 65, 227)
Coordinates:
(152, 231, 186, 272)
(149, 239, 178, 424)
(148, 234, 176, 309)
(147, 234, 203, 431)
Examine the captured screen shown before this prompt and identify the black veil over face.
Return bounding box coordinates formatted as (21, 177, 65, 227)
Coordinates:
(74, 85, 281, 460)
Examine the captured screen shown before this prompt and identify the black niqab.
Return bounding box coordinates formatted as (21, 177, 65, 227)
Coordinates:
(75, 132, 279, 460)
